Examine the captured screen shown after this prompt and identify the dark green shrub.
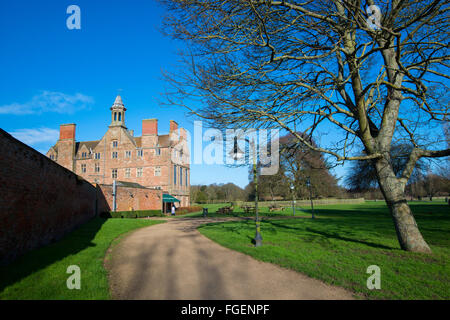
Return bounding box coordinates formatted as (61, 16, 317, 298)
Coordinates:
(107, 210, 163, 219)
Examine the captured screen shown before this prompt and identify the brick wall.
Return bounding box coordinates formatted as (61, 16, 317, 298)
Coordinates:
(98, 184, 162, 212)
(0, 129, 107, 265)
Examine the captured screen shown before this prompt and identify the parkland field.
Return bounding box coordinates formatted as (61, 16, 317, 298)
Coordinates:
(196, 201, 449, 299)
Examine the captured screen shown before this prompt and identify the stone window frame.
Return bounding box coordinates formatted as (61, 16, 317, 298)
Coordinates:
(81, 164, 86, 173)
(137, 148, 143, 158)
(81, 152, 87, 159)
(112, 169, 118, 179)
(154, 166, 161, 176)
(125, 150, 132, 158)
(95, 163, 100, 173)
(125, 168, 131, 178)
(174, 165, 177, 185)
(112, 140, 118, 148)
(137, 167, 143, 177)
(112, 151, 118, 159)
(94, 152, 101, 160)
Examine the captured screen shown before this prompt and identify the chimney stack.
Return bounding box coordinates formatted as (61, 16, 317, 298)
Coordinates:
(59, 124, 76, 140)
(142, 119, 158, 135)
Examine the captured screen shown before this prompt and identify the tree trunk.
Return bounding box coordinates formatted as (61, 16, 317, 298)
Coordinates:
(374, 158, 432, 253)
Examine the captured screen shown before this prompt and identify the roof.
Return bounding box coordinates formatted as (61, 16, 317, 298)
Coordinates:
(113, 95, 124, 106)
(158, 134, 170, 147)
(162, 194, 180, 203)
(134, 136, 142, 148)
(48, 145, 58, 154)
(75, 140, 100, 154)
(116, 181, 147, 189)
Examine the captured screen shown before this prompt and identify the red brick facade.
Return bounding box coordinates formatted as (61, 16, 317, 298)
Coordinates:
(0, 129, 107, 265)
(46, 95, 190, 208)
(98, 183, 162, 212)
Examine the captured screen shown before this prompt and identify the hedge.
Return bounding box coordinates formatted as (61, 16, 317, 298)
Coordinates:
(100, 210, 163, 219)
(100, 206, 204, 218)
(174, 206, 203, 215)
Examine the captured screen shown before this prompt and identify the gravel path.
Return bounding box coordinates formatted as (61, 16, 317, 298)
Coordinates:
(106, 217, 355, 300)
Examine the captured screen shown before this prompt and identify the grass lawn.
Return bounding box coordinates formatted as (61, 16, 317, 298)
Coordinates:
(0, 217, 164, 300)
(198, 201, 450, 299)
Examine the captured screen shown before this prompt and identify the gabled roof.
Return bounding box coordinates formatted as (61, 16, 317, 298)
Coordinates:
(48, 145, 58, 154)
(134, 136, 142, 148)
(123, 129, 137, 147)
(158, 134, 170, 147)
(75, 140, 100, 154)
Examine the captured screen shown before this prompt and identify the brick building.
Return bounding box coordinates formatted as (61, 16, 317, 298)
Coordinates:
(46, 95, 190, 210)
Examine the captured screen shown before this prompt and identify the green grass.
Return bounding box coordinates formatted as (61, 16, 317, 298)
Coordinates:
(0, 217, 165, 300)
(198, 202, 450, 299)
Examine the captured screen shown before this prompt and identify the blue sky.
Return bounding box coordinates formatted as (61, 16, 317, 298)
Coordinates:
(0, 0, 350, 188)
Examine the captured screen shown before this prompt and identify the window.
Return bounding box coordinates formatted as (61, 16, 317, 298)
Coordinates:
(137, 167, 143, 177)
(112, 151, 118, 159)
(180, 167, 183, 186)
(155, 147, 161, 156)
(49, 154, 54, 160)
(125, 150, 132, 158)
(137, 149, 143, 158)
(81, 152, 87, 159)
(185, 169, 188, 186)
(118, 113, 122, 121)
(81, 164, 86, 173)
(95, 152, 101, 159)
(125, 168, 131, 178)
(112, 140, 118, 148)
(154, 166, 161, 176)
(95, 163, 100, 173)
(114, 112, 117, 121)
(174, 165, 177, 185)
(112, 169, 117, 179)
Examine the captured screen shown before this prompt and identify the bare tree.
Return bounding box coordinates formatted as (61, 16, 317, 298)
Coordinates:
(161, 0, 450, 253)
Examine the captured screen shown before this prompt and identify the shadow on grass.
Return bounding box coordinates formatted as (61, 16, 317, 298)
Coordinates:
(0, 217, 106, 294)
(304, 228, 394, 250)
(265, 220, 394, 250)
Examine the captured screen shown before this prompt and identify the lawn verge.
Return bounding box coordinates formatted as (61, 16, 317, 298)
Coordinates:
(198, 202, 449, 299)
(0, 217, 165, 299)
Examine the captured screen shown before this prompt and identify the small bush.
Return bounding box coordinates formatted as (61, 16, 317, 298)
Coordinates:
(175, 206, 203, 216)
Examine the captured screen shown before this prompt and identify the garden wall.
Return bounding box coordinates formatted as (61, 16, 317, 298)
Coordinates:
(0, 129, 108, 265)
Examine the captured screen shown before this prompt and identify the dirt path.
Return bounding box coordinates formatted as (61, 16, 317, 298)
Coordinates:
(106, 217, 355, 300)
